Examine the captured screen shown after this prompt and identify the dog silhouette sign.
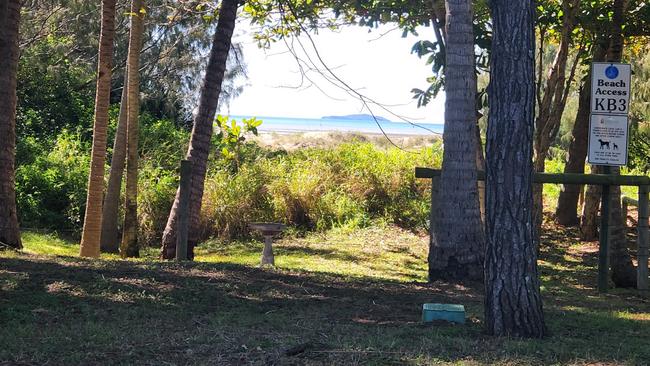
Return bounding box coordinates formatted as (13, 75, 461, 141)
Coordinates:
(587, 114, 628, 166)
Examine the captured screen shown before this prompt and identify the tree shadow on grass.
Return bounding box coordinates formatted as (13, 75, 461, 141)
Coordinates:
(272, 245, 362, 263)
(1, 251, 649, 365)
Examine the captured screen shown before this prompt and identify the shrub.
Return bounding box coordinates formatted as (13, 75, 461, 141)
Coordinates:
(15, 131, 91, 234)
(200, 164, 274, 240)
(197, 141, 439, 241)
(16, 120, 442, 246)
(137, 165, 179, 246)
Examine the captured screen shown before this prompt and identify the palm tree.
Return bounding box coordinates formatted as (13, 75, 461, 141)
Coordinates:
(121, 0, 146, 258)
(428, 0, 484, 280)
(79, 0, 117, 258)
(160, 0, 240, 259)
(0, 0, 23, 250)
(100, 82, 128, 253)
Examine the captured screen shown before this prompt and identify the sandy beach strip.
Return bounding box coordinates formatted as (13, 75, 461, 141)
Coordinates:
(251, 130, 440, 150)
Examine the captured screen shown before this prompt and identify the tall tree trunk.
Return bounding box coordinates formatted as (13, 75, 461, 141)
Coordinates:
(100, 82, 128, 253)
(79, 0, 117, 258)
(430, 0, 486, 227)
(160, 0, 239, 260)
(581, 165, 602, 240)
(532, 0, 581, 240)
(485, 0, 545, 338)
(476, 122, 486, 225)
(0, 0, 22, 250)
(120, 0, 145, 258)
(606, 0, 635, 288)
(608, 168, 636, 287)
(428, 0, 484, 281)
(555, 43, 607, 226)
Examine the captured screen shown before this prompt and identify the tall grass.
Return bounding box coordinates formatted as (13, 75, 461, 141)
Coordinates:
(16, 117, 443, 246)
(196, 140, 441, 242)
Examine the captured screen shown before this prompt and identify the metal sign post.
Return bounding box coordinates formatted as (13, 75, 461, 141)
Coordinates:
(589, 62, 631, 293)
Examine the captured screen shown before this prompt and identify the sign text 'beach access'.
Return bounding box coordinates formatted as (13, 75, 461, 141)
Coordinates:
(588, 62, 631, 166)
(591, 62, 631, 115)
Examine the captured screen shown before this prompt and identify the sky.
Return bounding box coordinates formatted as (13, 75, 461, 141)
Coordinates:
(225, 22, 446, 124)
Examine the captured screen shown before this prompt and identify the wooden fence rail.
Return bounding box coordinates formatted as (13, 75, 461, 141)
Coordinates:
(416, 167, 649, 291)
(415, 167, 650, 186)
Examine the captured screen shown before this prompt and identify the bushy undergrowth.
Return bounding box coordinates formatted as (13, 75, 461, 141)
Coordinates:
(15, 132, 90, 232)
(198, 142, 439, 240)
(15, 119, 441, 246)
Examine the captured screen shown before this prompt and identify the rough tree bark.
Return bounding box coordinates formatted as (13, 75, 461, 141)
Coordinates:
(556, 43, 607, 226)
(79, 0, 117, 258)
(160, 0, 239, 260)
(428, 0, 484, 281)
(120, 0, 145, 258)
(100, 82, 128, 253)
(608, 168, 636, 287)
(484, 0, 546, 337)
(0, 0, 22, 250)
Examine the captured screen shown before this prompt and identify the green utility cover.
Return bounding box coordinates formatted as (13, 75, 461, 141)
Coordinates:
(422, 303, 466, 324)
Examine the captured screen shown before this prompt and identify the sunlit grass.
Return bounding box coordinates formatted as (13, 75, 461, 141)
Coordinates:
(17, 225, 429, 283)
(18, 232, 160, 261)
(20, 232, 82, 257)
(196, 224, 428, 282)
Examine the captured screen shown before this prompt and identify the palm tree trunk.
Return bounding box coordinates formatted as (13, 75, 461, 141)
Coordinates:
(100, 82, 128, 253)
(79, 0, 117, 258)
(120, 0, 145, 258)
(160, 0, 239, 260)
(485, 0, 545, 338)
(428, 0, 484, 281)
(0, 0, 22, 250)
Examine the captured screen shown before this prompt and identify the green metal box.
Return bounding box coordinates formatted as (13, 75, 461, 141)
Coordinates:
(422, 303, 465, 324)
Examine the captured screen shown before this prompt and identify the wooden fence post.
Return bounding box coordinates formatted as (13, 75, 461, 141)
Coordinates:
(430, 175, 440, 242)
(638, 185, 649, 290)
(415, 167, 650, 293)
(176, 160, 192, 261)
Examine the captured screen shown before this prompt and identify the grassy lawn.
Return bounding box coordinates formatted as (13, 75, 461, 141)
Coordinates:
(1, 222, 649, 365)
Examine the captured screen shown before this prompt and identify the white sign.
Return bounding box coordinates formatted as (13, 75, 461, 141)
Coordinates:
(588, 114, 629, 166)
(591, 62, 631, 115)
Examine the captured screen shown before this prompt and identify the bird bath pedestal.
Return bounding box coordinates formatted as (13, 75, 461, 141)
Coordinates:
(249, 223, 286, 266)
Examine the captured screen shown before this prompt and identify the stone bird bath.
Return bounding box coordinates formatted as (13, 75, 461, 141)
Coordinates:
(248, 222, 286, 266)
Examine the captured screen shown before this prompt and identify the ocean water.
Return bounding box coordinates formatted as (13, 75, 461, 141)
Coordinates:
(229, 115, 444, 136)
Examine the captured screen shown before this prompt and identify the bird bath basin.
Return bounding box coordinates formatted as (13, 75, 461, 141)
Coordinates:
(249, 222, 286, 266)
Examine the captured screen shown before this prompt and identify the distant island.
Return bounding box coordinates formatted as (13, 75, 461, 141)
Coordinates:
(321, 114, 392, 123)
